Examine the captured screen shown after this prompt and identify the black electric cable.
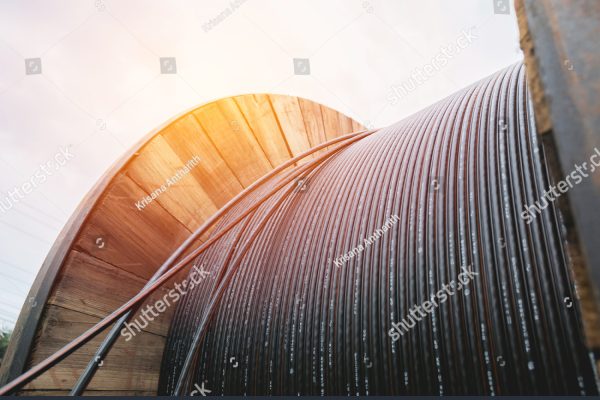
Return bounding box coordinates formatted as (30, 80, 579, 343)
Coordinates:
(159, 63, 599, 395)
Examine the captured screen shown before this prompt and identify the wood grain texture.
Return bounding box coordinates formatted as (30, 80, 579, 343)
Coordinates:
(72, 173, 191, 280)
(321, 104, 353, 141)
(352, 117, 365, 133)
(126, 135, 218, 230)
(47, 250, 175, 337)
(18, 390, 156, 396)
(24, 307, 164, 392)
(234, 94, 292, 167)
(193, 98, 273, 186)
(160, 115, 243, 208)
(0, 95, 364, 396)
(298, 97, 327, 149)
(269, 95, 313, 158)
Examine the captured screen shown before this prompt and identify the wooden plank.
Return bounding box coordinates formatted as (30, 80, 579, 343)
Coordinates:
(24, 307, 163, 392)
(46, 249, 175, 337)
(73, 173, 191, 279)
(126, 135, 218, 230)
(160, 114, 244, 208)
(19, 390, 156, 396)
(0, 124, 172, 386)
(193, 99, 273, 187)
(338, 112, 356, 134)
(352, 118, 365, 132)
(321, 104, 346, 141)
(3, 95, 365, 396)
(297, 97, 327, 149)
(269, 95, 313, 159)
(234, 94, 292, 167)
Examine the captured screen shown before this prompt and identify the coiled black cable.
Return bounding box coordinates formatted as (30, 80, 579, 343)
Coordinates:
(159, 63, 598, 395)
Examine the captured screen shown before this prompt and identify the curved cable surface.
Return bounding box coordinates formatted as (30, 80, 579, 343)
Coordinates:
(159, 63, 598, 395)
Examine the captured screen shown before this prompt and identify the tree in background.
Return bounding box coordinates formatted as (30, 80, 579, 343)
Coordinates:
(0, 329, 12, 367)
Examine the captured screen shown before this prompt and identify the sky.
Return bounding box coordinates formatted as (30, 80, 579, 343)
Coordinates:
(0, 0, 521, 329)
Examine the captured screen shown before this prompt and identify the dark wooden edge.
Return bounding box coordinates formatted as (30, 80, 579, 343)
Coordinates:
(517, 1, 600, 296)
(0, 107, 178, 385)
(516, 0, 600, 347)
(0, 94, 358, 387)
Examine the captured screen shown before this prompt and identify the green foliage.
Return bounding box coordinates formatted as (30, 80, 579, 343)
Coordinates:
(0, 328, 12, 365)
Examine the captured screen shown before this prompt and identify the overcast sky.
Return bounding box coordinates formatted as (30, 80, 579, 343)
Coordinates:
(0, 0, 521, 329)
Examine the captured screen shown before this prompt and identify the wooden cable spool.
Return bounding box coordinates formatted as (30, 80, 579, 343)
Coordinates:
(0, 95, 363, 396)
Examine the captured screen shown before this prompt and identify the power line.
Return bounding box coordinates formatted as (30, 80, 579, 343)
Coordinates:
(0, 155, 69, 219)
(19, 199, 65, 225)
(0, 302, 20, 313)
(0, 258, 35, 276)
(0, 317, 17, 328)
(0, 292, 26, 307)
(0, 219, 52, 245)
(0, 270, 32, 288)
(9, 206, 61, 232)
(0, 308, 19, 320)
(0, 286, 27, 298)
